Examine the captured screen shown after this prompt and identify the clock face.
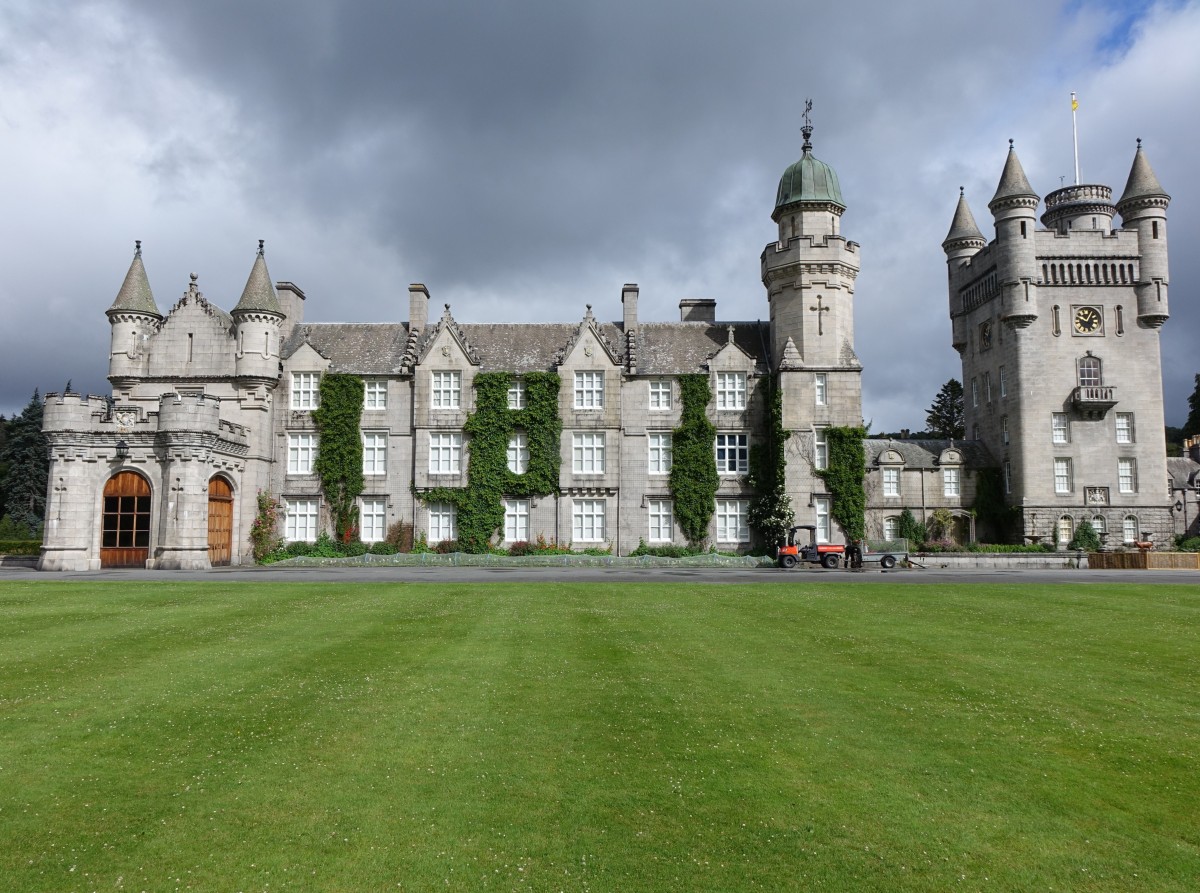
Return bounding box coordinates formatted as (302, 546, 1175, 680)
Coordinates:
(1073, 306, 1103, 335)
(979, 321, 992, 350)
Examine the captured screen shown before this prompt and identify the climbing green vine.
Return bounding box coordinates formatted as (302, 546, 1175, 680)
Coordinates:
(747, 373, 793, 545)
(815, 426, 866, 542)
(670, 373, 719, 547)
(418, 372, 561, 551)
(312, 373, 365, 541)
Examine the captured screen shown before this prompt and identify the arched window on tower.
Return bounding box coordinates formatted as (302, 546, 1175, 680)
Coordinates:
(1077, 355, 1102, 388)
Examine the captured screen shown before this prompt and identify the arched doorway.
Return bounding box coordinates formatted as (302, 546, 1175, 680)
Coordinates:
(208, 476, 234, 567)
(101, 471, 151, 568)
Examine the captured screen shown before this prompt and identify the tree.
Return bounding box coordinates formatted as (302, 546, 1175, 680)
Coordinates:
(926, 379, 965, 440)
(0, 391, 48, 534)
(1183, 373, 1200, 441)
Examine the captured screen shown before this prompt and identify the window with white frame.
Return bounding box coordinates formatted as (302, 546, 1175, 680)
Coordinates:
(1052, 413, 1069, 444)
(1004, 461, 1012, 494)
(648, 499, 673, 542)
(285, 498, 319, 542)
(1115, 412, 1135, 444)
(1054, 457, 1072, 494)
(364, 379, 387, 410)
(648, 433, 673, 474)
(1118, 457, 1137, 493)
(883, 516, 899, 540)
(507, 379, 526, 410)
(572, 432, 605, 474)
(291, 372, 319, 410)
(574, 371, 604, 409)
(815, 373, 827, 406)
(1122, 515, 1138, 543)
(814, 428, 828, 470)
(1078, 355, 1102, 388)
(883, 467, 900, 498)
(431, 371, 462, 409)
(287, 432, 317, 475)
(360, 497, 386, 543)
(971, 377, 979, 407)
(649, 379, 672, 410)
(972, 424, 979, 441)
(716, 372, 747, 410)
(815, 496, 832, 543)
(572, 499, 605, 542)
(362, 432, 387, 475)
(1091, 515, 1106, 537)
(1057, 515, 1074, 546)
(715, 433, 749, 474)
(507, 432, 529, 474)
(428, 502, 456, 543)
(1002, 416, 1009, 445)
(715, 499, 749, 543)
(984, 372, 992, 403)
(504, 499, 529, 542)
(943, 466, 960, 497)
(429, 432, 463, 474)
(999, 366, 1007, 397)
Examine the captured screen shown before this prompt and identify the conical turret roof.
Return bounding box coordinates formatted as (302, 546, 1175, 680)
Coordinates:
(107, 241, 161, 318)
(1117, 140, 1169, 207)
(989, 142, 1038, 210)
(232, 241, 283, 315)
(943, 189, 986, 249)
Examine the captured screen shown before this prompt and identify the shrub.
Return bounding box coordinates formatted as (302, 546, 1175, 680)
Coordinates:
(897, 509, 927, 547)
(579, 545, 613, 556)
(1068, 520, 1102, 552)
(1175, 535, 1200, 552)
(0, 539, 40, 555)
(250, 492, 283, 562)
(386, 521, 414, 553)
(286, 540, 312, 556)
(339, 539, 368, 557)
(0, 515, 37, 540)
(507, 540, 535, 556)
(368, 541, 398, 555)
(629, 538, 701, 558)
(433, 538, 460, 554)
(310, 532, 341, 558)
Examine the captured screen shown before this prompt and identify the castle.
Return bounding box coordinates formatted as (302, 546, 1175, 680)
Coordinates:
(37, 129, 1190, 569)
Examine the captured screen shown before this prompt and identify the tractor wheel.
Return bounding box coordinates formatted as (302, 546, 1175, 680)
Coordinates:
(781, 554, 798, 569)
(880, 554, 897, 569)
(822, 553, 840, 569)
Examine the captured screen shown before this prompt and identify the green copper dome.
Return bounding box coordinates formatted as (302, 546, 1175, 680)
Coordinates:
(774, 127, 845, 216)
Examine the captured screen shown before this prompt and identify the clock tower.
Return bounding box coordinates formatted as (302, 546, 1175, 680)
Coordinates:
(944, 141, 1173, 547)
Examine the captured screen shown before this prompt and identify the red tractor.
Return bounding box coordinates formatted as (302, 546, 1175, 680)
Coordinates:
(776, 524, 846, 569)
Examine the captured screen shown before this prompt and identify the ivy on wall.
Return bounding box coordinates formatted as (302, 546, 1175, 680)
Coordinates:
(747, 373, 794, 546)
(670, 373, 719, 547)
(815, 426, 867, 542)
(312, 373, 365, 540)
(420, 372, 561, 551)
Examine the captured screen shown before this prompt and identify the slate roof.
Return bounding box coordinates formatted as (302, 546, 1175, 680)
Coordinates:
(232, 249, 283, 315)
(989, 143, 1038, 209)
(1167, 457, 1200, 487)
(1117, 143, 1169, 208)
(864, 438, 997, 469)
(282, 323, 411, 375)
(108, 245, 162, 318)
(943, 189, 986, 249)
(635, 321, 770, 374)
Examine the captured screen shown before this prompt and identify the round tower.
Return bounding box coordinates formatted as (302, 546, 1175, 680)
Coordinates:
(106, 241, 162, 384)
(231, 241, 285, 384)
(988, 141, 1040, 328)
(1115, 139, 1170, 328)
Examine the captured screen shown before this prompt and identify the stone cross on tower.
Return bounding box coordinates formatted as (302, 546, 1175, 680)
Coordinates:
(809, 294, 831, 335)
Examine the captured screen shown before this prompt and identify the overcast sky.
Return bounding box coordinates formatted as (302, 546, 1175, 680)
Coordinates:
(1, 0, 1196, 431)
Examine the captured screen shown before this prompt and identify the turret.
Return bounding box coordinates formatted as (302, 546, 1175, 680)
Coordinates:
(942, 188, 986, 268)
(1116, 139, 1170, 328)
(988, 142, 1039, 328)
(231, 241, 284, 383)
(106, 241, 162, 383)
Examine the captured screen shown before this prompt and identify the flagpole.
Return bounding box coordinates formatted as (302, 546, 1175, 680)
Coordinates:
(1071, 92, 1080, 185)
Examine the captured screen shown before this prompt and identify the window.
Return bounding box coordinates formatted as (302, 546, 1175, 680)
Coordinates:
(507, 432, 529, 474)
(815, 496, 832, 543)
(287, 433, 317, 475)
(362, 432, 387, 475)
(716, 372, 747, 410)
(815, 373, 827, 406)
(1002, 416, 1009, 445)
(1052, 413, 1069, 444)
(364, 379, 387, 410)
(984, 372, 992, 403)
(507, 380, 526, 410)
(649, 380, 672, 410)
(572, 432, 605, 474)
(360, 497, 386, 543)
(1118, 458, 1137, 493)
(1004, 461, 1012, 494)
(971, 377, 979, 407)
(814, 428, 828, 470)
(716, 433, 749, 474)
(883, 467, 900, 498)
(648, 433, 673, 474)
(431, 371, 462, 409)
(428, 502, 456, 543)
(574, 371, 604, 409)
(1058, 515, 1074, 546)
(572, 499, 605, 542)
(943, 466, 960, 497)
(1054, 458, 1072, 494)
(972, 424, 979, 441)
(1122, 515, 1139, 543)
(1115, 413, 1135, 444)
(648, 499, 673, 542)
(999, 366, 1007, 397)
(716, 499, 749, 543)
(285, 498, 319, 542)
(429, 432, 463, 474)
(883, 517, 899, 540)
(504, 499, 529, 542)
(1078, 356, 1102, 388)
(1091, 515, 1107, 537)
(291, 372, 319, 410)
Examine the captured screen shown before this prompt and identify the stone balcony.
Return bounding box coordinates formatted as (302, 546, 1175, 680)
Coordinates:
(1072, 385, 1117, 419)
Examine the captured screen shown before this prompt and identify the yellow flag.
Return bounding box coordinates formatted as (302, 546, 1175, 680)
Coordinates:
(1072, 96, 1079, 111)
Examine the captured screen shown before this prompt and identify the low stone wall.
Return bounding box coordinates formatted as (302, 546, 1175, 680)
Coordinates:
(0, 554, 39, 568)
(1088, 551, 1200, 570)
(907, 552, 1087, 570)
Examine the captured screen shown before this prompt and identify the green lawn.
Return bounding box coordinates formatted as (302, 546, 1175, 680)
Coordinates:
(0, 582, 1197, 892)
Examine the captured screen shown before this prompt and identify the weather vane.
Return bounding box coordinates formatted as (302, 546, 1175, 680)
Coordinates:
(802, 98, 813, 130)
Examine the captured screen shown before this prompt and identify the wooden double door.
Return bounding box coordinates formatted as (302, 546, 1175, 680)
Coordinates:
(207, 477, 234, 566)
(100, 471, 151, 568)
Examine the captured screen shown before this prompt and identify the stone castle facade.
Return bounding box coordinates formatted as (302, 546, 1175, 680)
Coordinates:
(38, 130, 1184, 569)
